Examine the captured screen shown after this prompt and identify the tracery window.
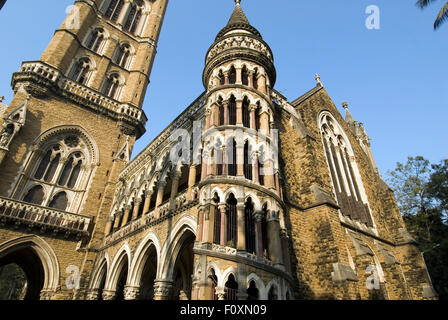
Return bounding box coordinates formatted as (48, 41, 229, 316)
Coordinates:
(320, 112, 374, 227)
(105, 0, 124, 22)
(86, 28, 105, 54)
(124, 2, 143, 34)
(70, 58, 91, 85)
(102, 73, 122, 99)
(114, 44, 132, 69)
(15, 128, 97, 214)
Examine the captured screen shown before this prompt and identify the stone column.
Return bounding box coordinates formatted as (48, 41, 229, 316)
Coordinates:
(124, 285, 140, 300)
(153, 280, 174, 300)
(104, 215, 114, 236)
(132, 200, 141, 220)
(224, 72, 229, 85)
(236, 67, 242, 84)
(219, 204, 227, 246)
(86, 289, 100, 300)
(267, 211, 283, 265)
(236, 201, 246, 251)
(258, 75, 266, 95)
(187, 164, 197, 201)
(236, 98, 243, 125)
(102, 289, 116, 301)
(169, 171, 180, 210)
(154, 181, 166, 218)
(275, 171, 281, 195)
(260, 112, 270, 135)
(215, 287, 226, 300)
(248, 71, 254, 88)
(254, 212, 265, 259)
(113, 212, 122, 230)
(121, 205, 131, 227)
(223, 101, 229, 125)
(252, 152, 260, 184)
(222, 146, 228, 176)
(236, 144, 244, 177)
(205, 109, 211, 130)
(142, 190, 152, 215)
(197, 206, 205, 242)
(264, 159, 275, 190)
(249, 105, 257, 130)
(201, 155, 208, 180)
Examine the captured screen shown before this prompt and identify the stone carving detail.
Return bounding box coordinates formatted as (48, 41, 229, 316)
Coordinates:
(124, 286, 140, 300)
(375, 242, 398, 265)
(153, 281, 173, 299)
(86, 289, 100, 300)
(207, 35, 273, 63)
(102, 289, 116, 300)
(0, 99, 27, 150)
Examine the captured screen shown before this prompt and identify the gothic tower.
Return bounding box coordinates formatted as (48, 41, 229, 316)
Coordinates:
(0, 0, 168, 300)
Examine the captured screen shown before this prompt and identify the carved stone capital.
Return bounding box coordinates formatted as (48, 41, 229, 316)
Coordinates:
(153, 280, 174, 299)
(124, 285, 140, 300)
(102, 289, 116, 301)
(86, 289, 100, 300)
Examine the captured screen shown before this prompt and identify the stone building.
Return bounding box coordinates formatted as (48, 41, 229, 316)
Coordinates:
(0, 0, 437, 300)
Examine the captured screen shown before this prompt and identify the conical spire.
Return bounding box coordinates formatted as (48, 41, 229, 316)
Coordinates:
(342, 101, 355, 125)
(215, 1, 262, 41)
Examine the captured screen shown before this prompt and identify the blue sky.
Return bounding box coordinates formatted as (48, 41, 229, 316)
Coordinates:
(0, 0, 447, 177)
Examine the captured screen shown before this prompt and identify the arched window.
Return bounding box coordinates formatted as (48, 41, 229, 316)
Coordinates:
(258, 147, 265, 186)
(247, 280, 259, 300)
(58, 152, 83, 188)
(261, 204, 269, 258)
(255, 102, 261, 131)
(218, 70, 225, 86)
(245, 198, 256, 254)
(23, 185, 44, 206)
(228, 66, 236, 84)
(224, 274, 238, 300)
(242, 97, 250, 128)
(104, 0, 124, 22)
(268, 285, 278, 300)
(227, 138, 237, 177)
(244, 141, 252, 180)
(103, 73, 121, 99)
(320, 113, 374, 227)
(218, 97, 225, 126)
(216, 140, 223, 176)
(228, 96, 236, 126)
(124, 2, 143, 34)
(86, 29, 105, 53)
(226, 194, 237, 248)
(209, 269, 218, 300)
(213, 193, 221, 245)
(253, 68, 259, 90)
(70, 58, 91, 85)
(114, 44, 132, 69)
(15, 129, 97, 213)
(48, 192, 68, 211)
(242, 66, 249, 86)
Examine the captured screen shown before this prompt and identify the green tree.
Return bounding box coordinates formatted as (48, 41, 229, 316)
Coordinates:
(416, 0, 448, 29)
(387, 156, 448, 299)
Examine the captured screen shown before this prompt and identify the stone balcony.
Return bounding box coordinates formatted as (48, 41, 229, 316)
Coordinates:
(12, 61, 147, 137)
(0, 196, 92, 239)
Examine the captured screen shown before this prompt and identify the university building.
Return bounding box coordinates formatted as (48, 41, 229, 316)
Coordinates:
(0, 0, 437, 300)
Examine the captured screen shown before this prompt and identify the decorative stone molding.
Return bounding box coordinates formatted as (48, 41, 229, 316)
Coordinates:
(124, 285, 140, 300)
(375, 241, 399, 265)
(102, 289, 116, 300)
(347, 230, 374, 256)
(86, 289, 100, 300)
(331, 263, 358, 282)
(215, 286, 226, 300)
(153, 280, 174, 299)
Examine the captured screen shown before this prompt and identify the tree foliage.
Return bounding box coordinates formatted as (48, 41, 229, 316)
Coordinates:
(387, 156, 448, 299)
(416, 0, 448, 29)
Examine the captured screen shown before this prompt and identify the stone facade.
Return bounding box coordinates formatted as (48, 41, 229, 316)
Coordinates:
(0, 1, 437, 300)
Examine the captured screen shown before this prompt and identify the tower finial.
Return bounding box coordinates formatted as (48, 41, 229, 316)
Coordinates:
(235, 0, 241, 6)
(315, 74, 323, 87)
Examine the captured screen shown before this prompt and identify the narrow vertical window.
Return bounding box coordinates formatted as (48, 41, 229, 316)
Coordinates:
(228, 66, 236, 84)
(226, 194, 237, 248)
(23, 185, 45, 206)
(87, 29, 105, 53)
(228, 96, 236, 126)
(71, 58, 90, 85)
(48, 192, 68, 211)
(242, 97, 250, 128)
(244, 141, 252, 180)
(244, 198, 256, 254)
(242, 66, 249, 86)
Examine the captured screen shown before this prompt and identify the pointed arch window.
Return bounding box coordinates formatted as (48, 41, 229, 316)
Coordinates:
(320, 113, 374, 227)
(23, 185, 44, 206)
(242, 66, 249, 86)
(70, 58, 91, 85)
(124, 3, 143, 34)
(105, 0, 124, 22)
(218, 97, 225, 126)
(218, 70, 225, 86)
(255, 102, 261, 131)
(103, 73, 122, 99)
(228, 66, 236, 84)
(87, 29, 105, 53)
(16, 130, 96, 214)
(244, 198, 256, 254)
(227, 138, 237, 177)
(224, 274, 238, 300)
(114, 44, 132, 69)
(213, 193, 221, 245)
(242, 97, 250, 128)
(48, 192, 68, 211)
(243, 141, 252, 180)
(247, 281, 259, 301)
(253, 68, 259, 90)
(226, 194, 237, 248)
(228, 96, 236, 126)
